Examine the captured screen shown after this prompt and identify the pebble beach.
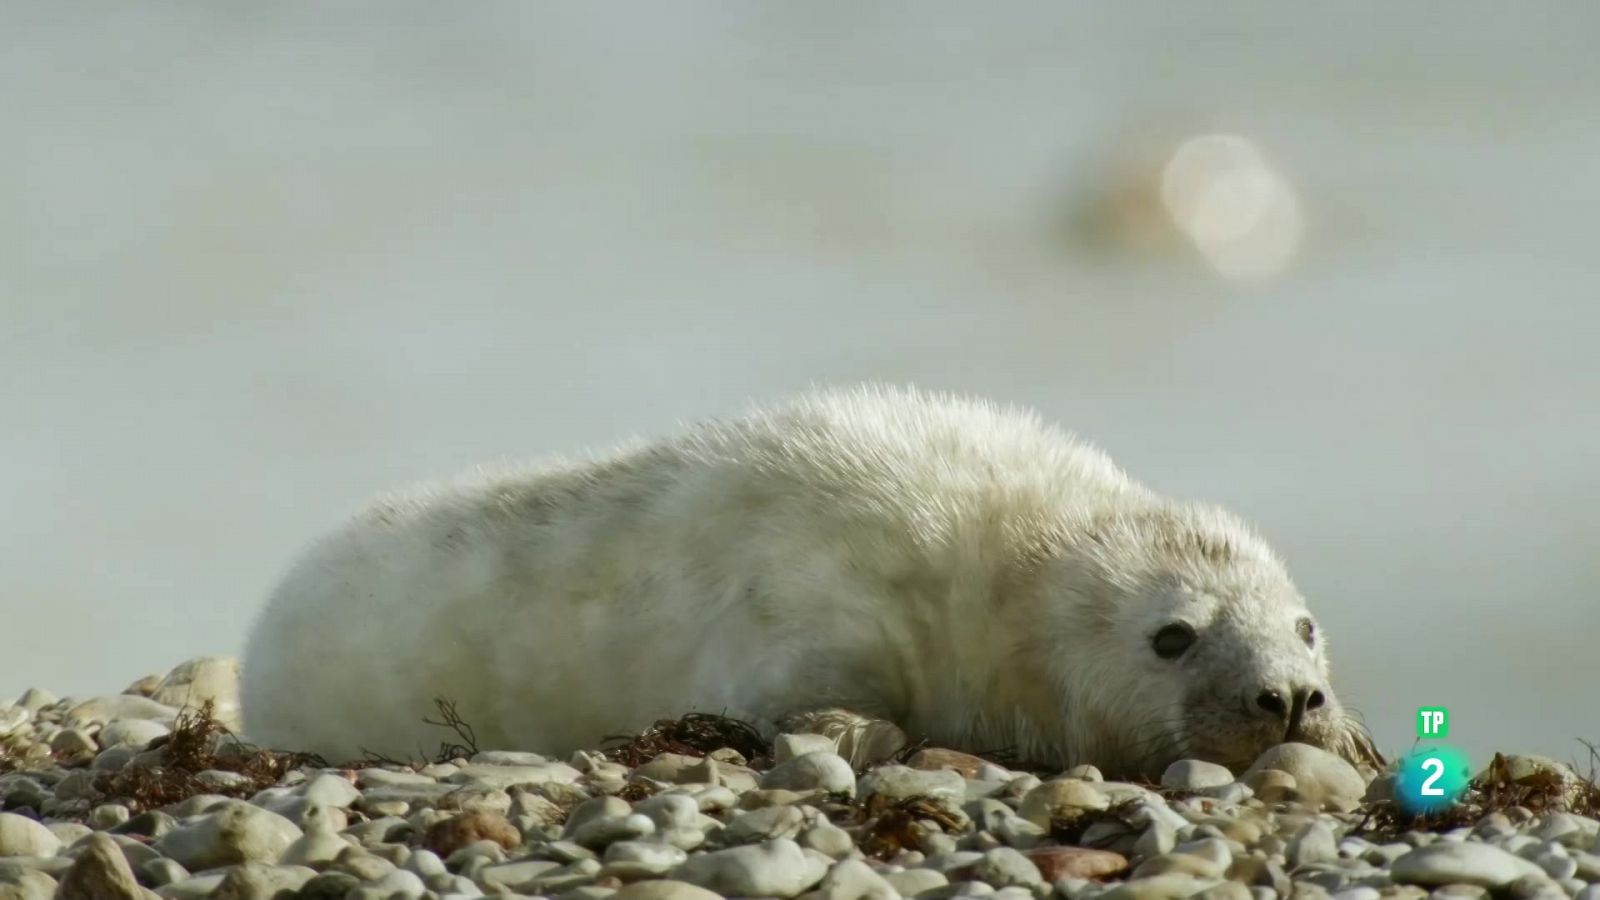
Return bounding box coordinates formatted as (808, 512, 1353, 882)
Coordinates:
(3, 657, 1597, 900)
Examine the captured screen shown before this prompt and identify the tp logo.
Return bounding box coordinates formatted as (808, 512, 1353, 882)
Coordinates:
(1396, 706, 1469, 814)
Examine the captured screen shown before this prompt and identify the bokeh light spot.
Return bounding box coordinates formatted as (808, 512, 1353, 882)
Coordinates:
(1160, 133, 1304, 282)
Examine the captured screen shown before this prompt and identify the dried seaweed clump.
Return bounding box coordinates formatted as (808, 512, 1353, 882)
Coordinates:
(95, 700, 312, 813)
(1047, 798, 1151, 848)
(421, 697, 481, 764)
(849, 793, 969, 860)
(601, 713, 769, 769)
(615, 781, 659, 802)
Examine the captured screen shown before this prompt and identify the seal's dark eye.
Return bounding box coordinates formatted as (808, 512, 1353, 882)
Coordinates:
(1297, 618, 1316, 646)
(1151, 623, 1196, 659)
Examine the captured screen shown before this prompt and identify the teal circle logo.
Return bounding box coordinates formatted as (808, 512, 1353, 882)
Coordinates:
(1395, 745, 1471, 814)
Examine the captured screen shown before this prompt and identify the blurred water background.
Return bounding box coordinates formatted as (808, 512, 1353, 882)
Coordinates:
(4, 2, 1597, 764)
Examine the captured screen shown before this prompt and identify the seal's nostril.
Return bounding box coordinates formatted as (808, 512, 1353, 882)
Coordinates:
(1306, 689, 1326, 710)
(1256, 690, 1287, 719)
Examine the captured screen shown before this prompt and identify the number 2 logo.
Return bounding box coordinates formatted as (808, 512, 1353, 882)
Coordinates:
(1397, 744, 1468, 814)
(1420, 756, 1445, 796)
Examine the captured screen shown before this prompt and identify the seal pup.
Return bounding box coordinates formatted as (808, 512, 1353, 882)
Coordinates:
(241, 385, 1379, 776)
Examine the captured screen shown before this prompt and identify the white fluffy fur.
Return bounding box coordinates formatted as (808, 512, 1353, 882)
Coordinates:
(241, 385, 1369, 774)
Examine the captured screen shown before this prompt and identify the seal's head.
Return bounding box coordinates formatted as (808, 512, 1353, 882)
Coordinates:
(1038, 502, 1381, 778)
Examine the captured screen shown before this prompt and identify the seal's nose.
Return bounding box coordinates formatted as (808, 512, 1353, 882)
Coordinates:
(1254, 685, 1327, 738)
